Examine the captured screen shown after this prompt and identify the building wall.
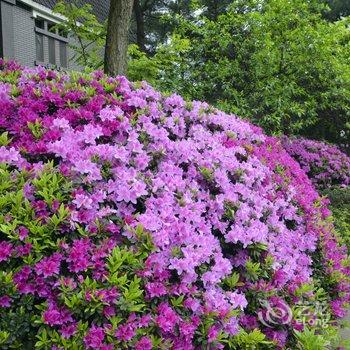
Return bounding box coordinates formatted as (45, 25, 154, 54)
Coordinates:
(12, 3, 75, 69)
(13, 2, 36, 67)
(1, 0, 97, 71)
(1, 0, 15, 59)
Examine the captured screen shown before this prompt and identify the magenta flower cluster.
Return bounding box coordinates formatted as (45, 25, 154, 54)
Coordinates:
(0, 60, 349, 349)
(282, 136, 350, 190)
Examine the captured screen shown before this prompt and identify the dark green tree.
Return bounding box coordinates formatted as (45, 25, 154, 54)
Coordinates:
(131, 0, 350, 145)
(130, 0, 232, 53)
(323, 0, 350, 21)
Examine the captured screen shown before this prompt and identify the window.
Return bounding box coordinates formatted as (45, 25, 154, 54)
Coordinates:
(59, 41, 67, 68)
(34, 17, 69, 68)
(48, 37, 56, 64)
(35, 18, 44, 29)
(58, 28, 68, 38)
(35, 33, 44, 62)
(48, 22, 56, 33)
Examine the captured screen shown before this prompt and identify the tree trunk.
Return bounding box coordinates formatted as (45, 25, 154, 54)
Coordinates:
(104, 0, 134, 76)
(134, 0, 146, 52)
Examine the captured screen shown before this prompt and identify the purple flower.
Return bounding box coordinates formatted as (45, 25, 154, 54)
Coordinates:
(43, 305, 63, 326)
(135, 336, 152, 350)
(84, 325, 105, 349)
(35, 253, 62, 277)
(265, 329, 288, 349)
(0, 241, 12, 262)
(60, 323, 77, 339)
(208, 325, 219, 343)
(282, 136, 350, 189)
(67, 239, 91, 273)
(155, 303, 179, 333)
(115, 323, 135, 341)
(146, 282, 167, 298)
(18, 226, 29, 241)
(103, 305, 115, 318)
(0, 295, 11, 308)
(99, 106, 123, 122)
(16, 243, 32, 257)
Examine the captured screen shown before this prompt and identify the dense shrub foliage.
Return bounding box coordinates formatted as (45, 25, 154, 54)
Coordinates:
(0, 60, 349, 349)
(326, 188, 350, 253)
(282, 137, 350, 190)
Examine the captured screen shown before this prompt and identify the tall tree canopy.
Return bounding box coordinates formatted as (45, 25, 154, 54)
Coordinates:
(130, 0, 232, 53)
(129, 0, 350, 146)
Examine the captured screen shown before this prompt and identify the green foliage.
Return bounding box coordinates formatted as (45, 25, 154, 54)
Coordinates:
(245, 260, 261, 282)
(323, 186, 350, 208)
(127, 44, 160, 84)
(130, 0, 197, 52)
(27, 120, 44, 140)
(0, 132, 11, 146)
(332, 206, 350, 249)
(53, 0, 106, 69)
(127, 35, 191, 90)
(0, 163, 153, 349)
(130, 0, 350, 145)
(226, 329, 274, 349)
(222, 272, 241, 289)
(295, 328, 328, 349)
(323, 187, 350, 252)
(0, 165, 62, 348)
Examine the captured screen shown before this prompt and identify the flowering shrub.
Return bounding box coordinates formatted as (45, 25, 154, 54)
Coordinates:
(0, 60, 349, 349)
(282, 137, 350, 255)
(281, 137, 350, 190)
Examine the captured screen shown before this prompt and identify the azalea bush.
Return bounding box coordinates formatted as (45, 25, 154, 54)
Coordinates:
(282, 137, 350, 253)
(0, 60, 349, 349)
(282, 137, 350, 190)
